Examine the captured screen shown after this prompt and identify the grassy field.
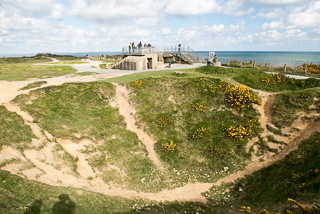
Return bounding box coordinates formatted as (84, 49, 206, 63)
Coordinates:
(0, 65, 76, 81)
(1, 60, 320, 213)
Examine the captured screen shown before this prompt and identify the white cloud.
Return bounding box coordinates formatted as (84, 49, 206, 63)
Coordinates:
(222, 0, 255, 16)
(261, 20, 286, 30)
(0, 0, 65, 19)
(256, 8, 284, 19)
(252, 0, 310, 5)
(287, 1, 320, 28)
(69, 0, 163, 23)
(164, 0, 220, 17)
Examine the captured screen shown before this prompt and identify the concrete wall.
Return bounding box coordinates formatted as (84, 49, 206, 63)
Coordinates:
(113, 54, 161, 70)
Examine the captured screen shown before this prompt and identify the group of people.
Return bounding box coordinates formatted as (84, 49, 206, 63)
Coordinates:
(128, 41, 152, 54)
(205, 54, 218, 65)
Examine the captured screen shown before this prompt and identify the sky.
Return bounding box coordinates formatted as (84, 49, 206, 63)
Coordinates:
(0, 0, 320, 54)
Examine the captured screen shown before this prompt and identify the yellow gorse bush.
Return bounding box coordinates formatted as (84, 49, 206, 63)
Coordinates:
(224, 119, 257, 141)
(288, 198, 320, 213)
(297, 63, 320, 74)
(197, 78, 217, 93)
(240, 206, 251, 214)
(190, 102, 205, 112)
(162, 140, 176, 152)
(197, 79, 260, 112)
(297, 93, 308, 99)
(240, 199, 319, 214)
(132, 79, 144, 89)
(222, 84, 261, 112)
(192, 127, 206, 139)
(261, 73, 295, 86)
(157, 117, 171, 128)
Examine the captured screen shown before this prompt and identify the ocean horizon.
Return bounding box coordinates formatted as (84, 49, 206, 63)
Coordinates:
(1, 51, 319, 68)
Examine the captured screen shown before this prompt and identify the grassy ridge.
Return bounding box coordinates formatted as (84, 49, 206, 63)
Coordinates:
(0, 105, 35, 150)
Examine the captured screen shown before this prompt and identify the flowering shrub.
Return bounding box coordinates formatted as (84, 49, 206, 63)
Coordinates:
(297, 93, 309, 99)
(297, 63, 320, 74)
(197, 78, 216, 93)
(289, 169, 319, 192)
(220, 83, 261, 112)
(239, 206, 251, 214)
(261, 73, 295, 86)
(132, 79, 144, 89)
(288, 198, 320, 213)
(157, 114, 171, 128)
(190, 102, 205, 112)
(223, 119, 258, 142)
(192, 127, 206, 139)
(162, 140, 176, 152)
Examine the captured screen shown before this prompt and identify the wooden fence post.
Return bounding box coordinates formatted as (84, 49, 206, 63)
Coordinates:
(284, 64, 287, 72)
(227, 59, 230, 66)
(267, 63, 270, 71)
(304, 65, 307, 73)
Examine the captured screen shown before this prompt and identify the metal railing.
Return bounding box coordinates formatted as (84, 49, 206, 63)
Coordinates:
(121, 45, 200, 64)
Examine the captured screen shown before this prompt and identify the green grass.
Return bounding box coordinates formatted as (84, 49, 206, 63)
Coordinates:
(52, 56, 88, 64)
(271, 90, 320, 128)
(0, 56, 52, 64)
(0, 65, 76, 81)
(103, 69, 208, 84)
(0, 105, 35, 150)
(195, 65, 320, 92)
(0, 170, 141, 214)
(19, 81, 47, 90)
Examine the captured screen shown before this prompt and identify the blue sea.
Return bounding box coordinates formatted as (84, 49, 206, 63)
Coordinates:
(1, 51, 319, 68)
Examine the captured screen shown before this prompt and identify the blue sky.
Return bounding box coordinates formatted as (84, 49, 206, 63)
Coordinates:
(0, 0, 319, 54)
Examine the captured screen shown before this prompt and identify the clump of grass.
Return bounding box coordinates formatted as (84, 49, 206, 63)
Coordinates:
(267, 135, 286, 145)
(19, 81, 47, 91)
(266, 124, 283, 136)
(254, 136, 277, 156)
(0, 105, 35, 149)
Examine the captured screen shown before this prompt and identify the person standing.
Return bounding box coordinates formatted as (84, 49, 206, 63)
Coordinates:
(169, 59, 172, 68)
(178, 43, 181, 53)
(214, 54, 218, 63)
(132, 42, 135, 53)
(129, 42, 132, 54)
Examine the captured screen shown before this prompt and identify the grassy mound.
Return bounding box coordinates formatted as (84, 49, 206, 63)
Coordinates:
(128, 77, 260, 178)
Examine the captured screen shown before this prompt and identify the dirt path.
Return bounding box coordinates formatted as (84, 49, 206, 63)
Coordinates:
(109, 83, 165, 171)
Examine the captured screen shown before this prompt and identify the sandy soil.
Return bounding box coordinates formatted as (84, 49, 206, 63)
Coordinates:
(0, 59, 319, 203)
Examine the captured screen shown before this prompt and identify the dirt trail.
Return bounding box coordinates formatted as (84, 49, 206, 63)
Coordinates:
(109, 83, 165, 171)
